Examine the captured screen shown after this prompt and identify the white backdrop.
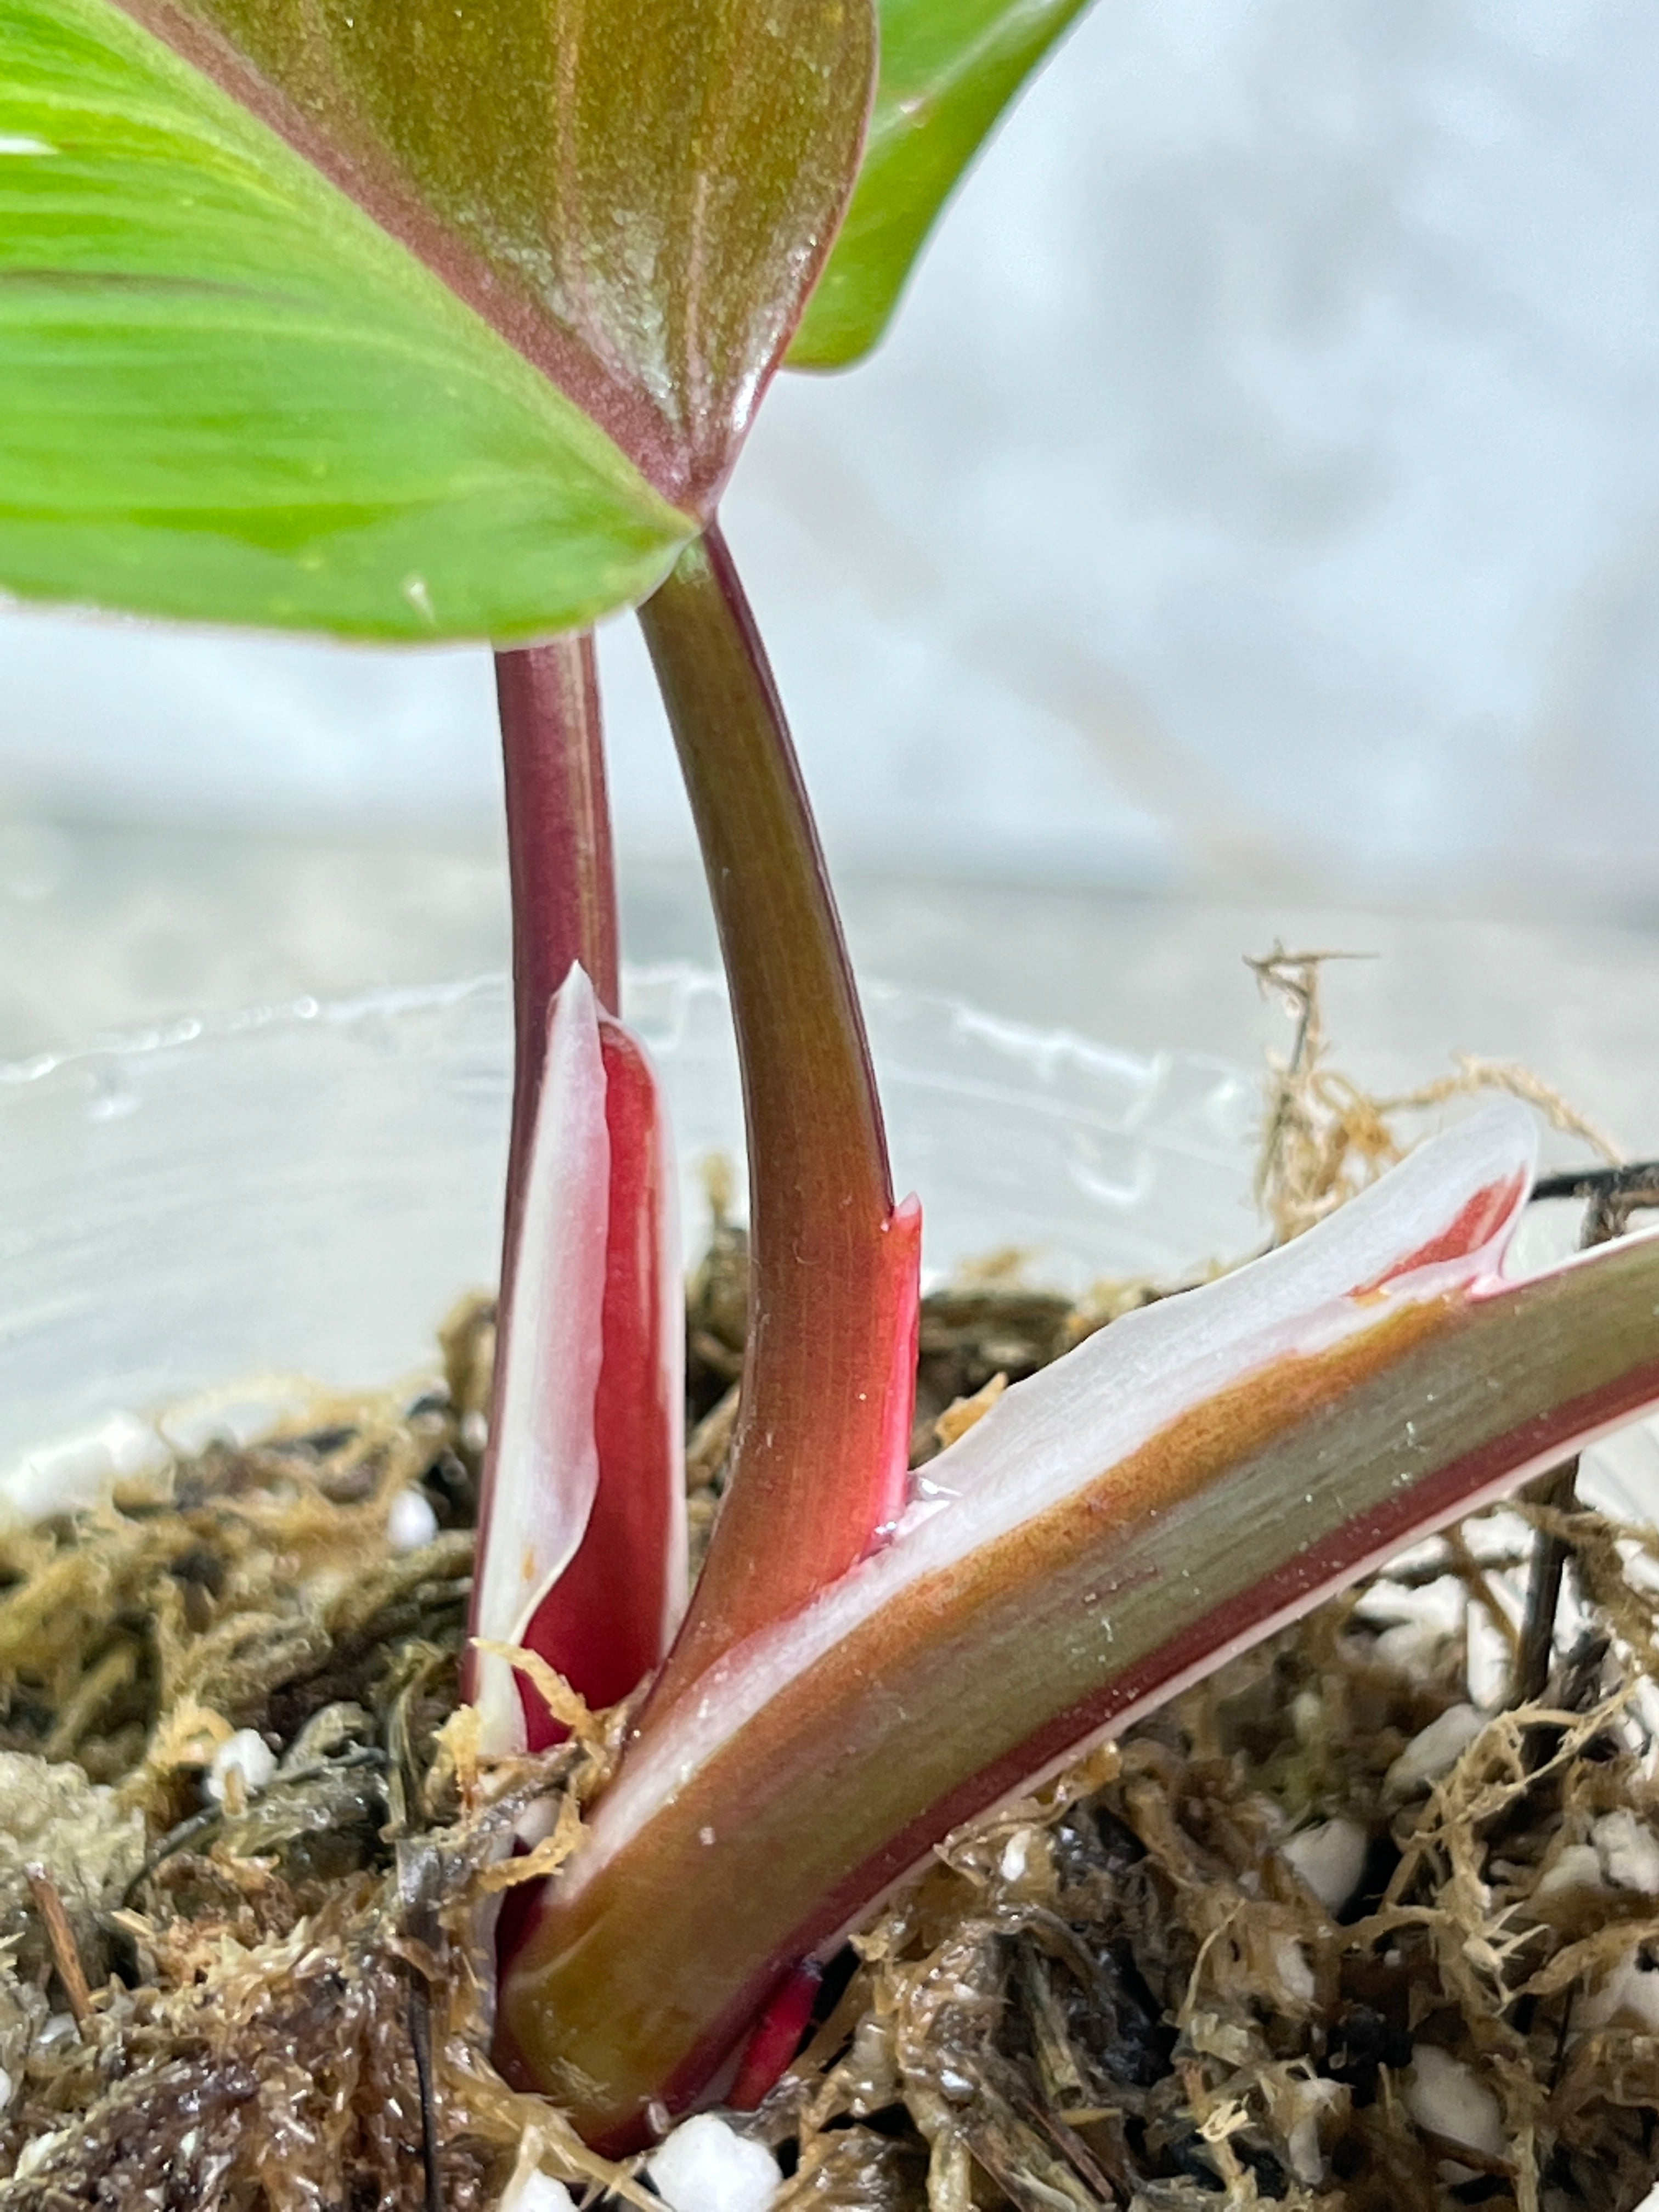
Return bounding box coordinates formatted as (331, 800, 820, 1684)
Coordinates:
(4, 0, 1659, 906)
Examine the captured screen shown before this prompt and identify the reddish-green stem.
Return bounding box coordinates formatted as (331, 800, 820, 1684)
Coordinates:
(495, 637, 618, 1282)
(465, 636, 623, 1717)
(636, 526, 919, 1715)
(498, 1229, 1659, 2148)
(497, 634, 619, 1127)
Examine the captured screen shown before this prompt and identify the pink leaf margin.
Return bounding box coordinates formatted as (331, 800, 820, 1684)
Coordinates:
(577, 1101, 1537, 1854)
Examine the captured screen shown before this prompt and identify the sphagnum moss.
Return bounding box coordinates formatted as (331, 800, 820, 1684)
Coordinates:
(4, 985, 1659, 2212)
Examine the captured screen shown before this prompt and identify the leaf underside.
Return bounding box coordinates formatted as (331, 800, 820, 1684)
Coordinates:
(789, 0, 1094, 369)
(112, 0, 875, 507)
(0, 0, 703, 641)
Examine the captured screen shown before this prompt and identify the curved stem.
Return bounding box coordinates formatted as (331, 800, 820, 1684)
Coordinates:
(637, 526, 918, 1716)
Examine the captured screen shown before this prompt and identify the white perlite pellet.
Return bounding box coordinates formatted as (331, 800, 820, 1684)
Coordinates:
(2, 1412, 168, 1522)
(1576, 1949, 1659, 2037)
(1271, 1936, 1317, 2007)
(1534, 1842, 1604, 1899)
(1594, 1808, 1659, 1894)
(1282, 1816, 1368, 1915)
(498, 2166, 578, 2212)
(1406, 2044, 1505, 2160)
(386, 1488, 439, 1554)
(1383, 1703, 1482, 1804)
(646, 2113, 781, 2212)
(207, 1729, 278, 1808)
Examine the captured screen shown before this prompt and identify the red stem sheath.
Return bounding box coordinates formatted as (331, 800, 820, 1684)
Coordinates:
(636, 527, 920, 1718)
(516, 1015, 681, 1743)
(464, 637, 623, 1717)
(728, 1961, 823, 2111)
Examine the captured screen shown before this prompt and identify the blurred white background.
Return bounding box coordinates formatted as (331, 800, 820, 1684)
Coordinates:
(4, 0, 1659, 1119)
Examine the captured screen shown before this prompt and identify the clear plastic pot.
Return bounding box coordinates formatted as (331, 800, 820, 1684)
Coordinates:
(0, 969, 1261, 1485)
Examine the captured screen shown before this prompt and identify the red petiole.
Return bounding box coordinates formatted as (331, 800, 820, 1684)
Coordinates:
(636, 527, 922, 1720)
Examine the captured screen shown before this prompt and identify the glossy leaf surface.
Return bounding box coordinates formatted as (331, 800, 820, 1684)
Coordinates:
(498, 1107, 1659, 2147)
(114, 0, 876, 509)
(0, 0, 694, 639)
(789, 0, 1092, 368)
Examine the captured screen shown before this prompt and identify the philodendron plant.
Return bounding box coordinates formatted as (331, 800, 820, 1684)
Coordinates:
(7, 0, 1659, 2163)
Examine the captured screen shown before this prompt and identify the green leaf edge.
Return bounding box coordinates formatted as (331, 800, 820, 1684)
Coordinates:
(0, 0, 697, 643)
(788, 0, 1094, 371)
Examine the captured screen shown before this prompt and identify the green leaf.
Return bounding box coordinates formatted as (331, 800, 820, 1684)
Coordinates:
(110, 0, 877, 509)
(0, 0, 696, 640)
(788, 0, 1094, 369)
